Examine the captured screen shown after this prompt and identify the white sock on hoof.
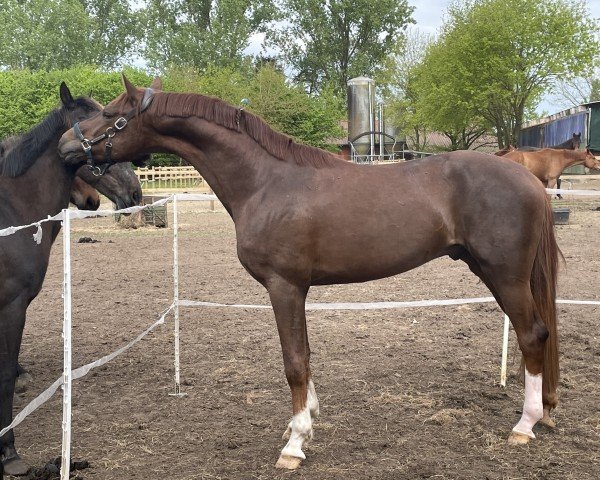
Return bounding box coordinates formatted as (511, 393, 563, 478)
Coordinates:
(512, 369, 544, 438)
(280, 406, 312, 460)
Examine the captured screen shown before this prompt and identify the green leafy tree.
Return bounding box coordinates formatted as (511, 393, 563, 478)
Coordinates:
(164, 65, 345, 150)
(266, 0, 414, 95)
(0, 1, 141, 70)
(417, 0, 598, 148)
(143, 0, 275, 71)
(378, 28, 435, 152)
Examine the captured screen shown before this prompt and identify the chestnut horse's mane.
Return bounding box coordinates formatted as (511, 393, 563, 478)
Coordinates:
(149, 92, 341, 169)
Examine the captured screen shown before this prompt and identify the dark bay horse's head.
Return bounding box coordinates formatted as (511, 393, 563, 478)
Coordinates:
(0, 83, 102, 180)
(70, 175, 100, 210)
(76, 162, 142, 209)
(59, 76, 162, 169)
(571, 133, 581, 150)
(60, 83, 143, 209)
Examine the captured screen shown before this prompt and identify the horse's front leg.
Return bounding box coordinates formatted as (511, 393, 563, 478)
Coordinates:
(0, 300, 29, 476)
(267, 276, 317, 470)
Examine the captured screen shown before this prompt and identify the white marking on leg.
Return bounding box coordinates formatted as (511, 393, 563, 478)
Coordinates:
(283, 379, 319, 440)
(512, 369, 544, 438)
(280, 405, 312, 460)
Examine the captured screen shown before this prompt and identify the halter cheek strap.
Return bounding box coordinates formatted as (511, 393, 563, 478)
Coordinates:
(73, 88, 155, 176)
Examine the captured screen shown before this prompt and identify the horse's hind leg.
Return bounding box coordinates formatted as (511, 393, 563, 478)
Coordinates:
(488, 278, 549, 444)
(267, 276, 316, 470)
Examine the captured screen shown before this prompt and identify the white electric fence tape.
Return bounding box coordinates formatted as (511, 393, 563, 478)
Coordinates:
(0, 305, 173, 439)
(545, 188, 600, 196)
(179, 297, 600, 310)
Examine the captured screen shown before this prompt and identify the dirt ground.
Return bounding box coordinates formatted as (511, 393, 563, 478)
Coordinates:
(10, 189, 600, 480)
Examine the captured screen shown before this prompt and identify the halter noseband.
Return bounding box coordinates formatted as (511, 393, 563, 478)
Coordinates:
(73, 88, 155, 176)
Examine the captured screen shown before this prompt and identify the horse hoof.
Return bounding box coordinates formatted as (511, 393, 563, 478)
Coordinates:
(3, 455, 29, 476)
(540, 413, 556, 429)
(508, 431, 532, 445)
(275, 454, 302, 470)
(15, 372, 33, 394)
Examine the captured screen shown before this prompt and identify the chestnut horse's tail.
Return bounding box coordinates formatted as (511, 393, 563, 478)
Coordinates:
(529, 196, 561, 408)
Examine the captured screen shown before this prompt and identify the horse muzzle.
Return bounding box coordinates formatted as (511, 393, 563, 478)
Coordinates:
(58, 132, 85, 163)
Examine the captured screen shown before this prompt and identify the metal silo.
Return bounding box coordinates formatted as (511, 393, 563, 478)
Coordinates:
(347, 76, 375, 158)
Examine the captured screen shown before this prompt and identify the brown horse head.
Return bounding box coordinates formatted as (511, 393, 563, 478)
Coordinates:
(59, 76, 162, 168)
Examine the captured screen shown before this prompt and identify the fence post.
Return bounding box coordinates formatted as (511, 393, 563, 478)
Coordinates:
(209, 188, 215, 211)
(500, 314, 510, 387)
(60, 209, 73, 480)
(170, 195, 185, 397)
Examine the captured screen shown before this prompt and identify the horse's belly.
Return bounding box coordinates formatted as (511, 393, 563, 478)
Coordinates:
(309, 232, 449, 285)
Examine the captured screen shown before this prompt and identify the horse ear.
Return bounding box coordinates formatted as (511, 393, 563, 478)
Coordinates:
(150, 76, 162, 91)
(60, 82, 75, 107)
(122, 74, 139, 101)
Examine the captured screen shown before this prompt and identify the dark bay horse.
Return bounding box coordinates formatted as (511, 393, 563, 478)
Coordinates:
(504, 148, 600, 189)
(59, 77, 561, 470)
(0, 83, 143, 475)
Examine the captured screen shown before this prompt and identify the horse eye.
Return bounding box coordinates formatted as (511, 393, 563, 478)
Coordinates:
(103, 110, 115, 118)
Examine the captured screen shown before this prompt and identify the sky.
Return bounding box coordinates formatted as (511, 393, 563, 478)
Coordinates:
(410, 0, 600, 114)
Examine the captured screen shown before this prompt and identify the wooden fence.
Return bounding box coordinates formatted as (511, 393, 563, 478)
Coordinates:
(135, 166, 209, 190)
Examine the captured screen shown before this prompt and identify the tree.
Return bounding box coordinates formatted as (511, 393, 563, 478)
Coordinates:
(420, 0, 599, 148)
(410, 34, 492, 151)
(143, 0, 275, 71)
(163, 65, 345, 150)
(378, 28, 437, 151)
(0, 1, 141, 70)
(265, 0, 414, 96)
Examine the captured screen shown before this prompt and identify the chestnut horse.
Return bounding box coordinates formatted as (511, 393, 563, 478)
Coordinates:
(518, 133, 582, 194)
(59, 77, 560, 470)
(503, 148, 600, 189)
(0, 83, 143, 475)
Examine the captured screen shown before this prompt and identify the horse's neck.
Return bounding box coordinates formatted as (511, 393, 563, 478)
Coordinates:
(556, 150, 585, 170)
(156, 118, 290, 214)
(2, 145, 74, 223)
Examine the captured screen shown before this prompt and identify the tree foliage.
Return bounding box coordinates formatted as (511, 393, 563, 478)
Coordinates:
(143, 0, 275, 71)
(266, 0, 414, 95)
(0, 1, 140, 70)
(412, 0, 598, 148)
(164, 65, 345, 150)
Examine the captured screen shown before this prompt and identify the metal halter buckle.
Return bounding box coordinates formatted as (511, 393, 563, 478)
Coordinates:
(81, 139, 92, 152)
(114, 117, 128, 130)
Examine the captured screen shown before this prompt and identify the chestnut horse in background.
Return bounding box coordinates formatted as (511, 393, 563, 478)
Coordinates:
(518, 133, 582, 193)
(503, 148, 600, 189)
(59, 76, 561, 470)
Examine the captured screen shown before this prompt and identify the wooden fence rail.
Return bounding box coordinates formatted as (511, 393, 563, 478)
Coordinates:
(134, 166, 209, 190)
